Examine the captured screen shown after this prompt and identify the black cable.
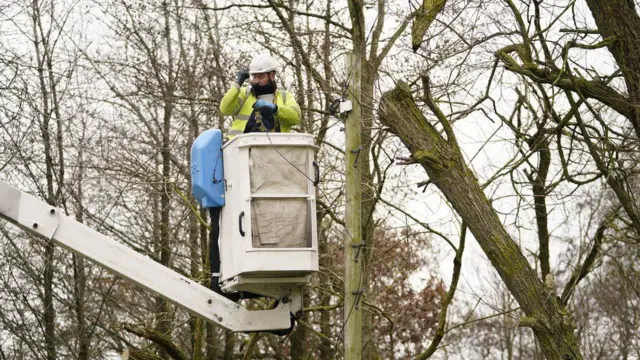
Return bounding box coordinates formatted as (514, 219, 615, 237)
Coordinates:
(212, 149, 223, 184)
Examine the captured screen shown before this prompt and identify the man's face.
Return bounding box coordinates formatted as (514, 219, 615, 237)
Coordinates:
(251, 71, 275, 86)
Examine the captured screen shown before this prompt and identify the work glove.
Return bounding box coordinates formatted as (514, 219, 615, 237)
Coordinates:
(254, 99, 278, 114)
(235, 69, 250, 85)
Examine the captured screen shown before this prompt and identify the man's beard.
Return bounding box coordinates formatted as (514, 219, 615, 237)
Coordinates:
(252, 79, 277, 96)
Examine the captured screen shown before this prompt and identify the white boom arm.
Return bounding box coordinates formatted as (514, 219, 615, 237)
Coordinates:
(0, 181, 293, 332)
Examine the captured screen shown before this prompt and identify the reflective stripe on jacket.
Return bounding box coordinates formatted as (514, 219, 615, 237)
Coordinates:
(219, 83, 301, 139)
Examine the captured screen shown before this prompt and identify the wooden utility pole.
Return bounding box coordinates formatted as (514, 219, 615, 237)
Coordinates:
(344, 52, 363, 359)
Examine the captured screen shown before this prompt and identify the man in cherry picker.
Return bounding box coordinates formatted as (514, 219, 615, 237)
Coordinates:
(210, 54, 302, 301)
(219, 53, 301, 138)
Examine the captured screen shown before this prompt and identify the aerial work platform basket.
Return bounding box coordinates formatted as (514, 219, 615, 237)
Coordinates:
(191, 131, 319, 299)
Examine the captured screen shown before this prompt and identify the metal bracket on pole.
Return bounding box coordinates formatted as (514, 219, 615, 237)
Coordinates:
(352, 289, 365, 310)
(351, 146, 362, 168)
(351, 241, 365, 262)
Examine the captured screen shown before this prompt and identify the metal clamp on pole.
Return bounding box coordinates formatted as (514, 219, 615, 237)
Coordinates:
(352, 289, 365, 310)
(351, 241, 366, 262)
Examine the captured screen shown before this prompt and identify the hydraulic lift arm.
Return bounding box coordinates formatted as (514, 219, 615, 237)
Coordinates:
(0, 180, 294, 332)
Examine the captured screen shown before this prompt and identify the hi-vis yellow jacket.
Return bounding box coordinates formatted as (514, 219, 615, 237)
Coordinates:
(219, 84, 301, 139)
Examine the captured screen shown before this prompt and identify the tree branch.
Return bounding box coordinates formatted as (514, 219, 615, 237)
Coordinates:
(561, 208, 619, 304)
(415, 222, 466, 360)
(122, 324, 188, 360)
(201, 2, 351, 33)
(421, 73, 460, 156)
(565, 89, 640, 235)
(495, 44, 635, 122)
(317, 199, 346, 226)
(379, 196, 457, 251)
(266, 0, 331, 94)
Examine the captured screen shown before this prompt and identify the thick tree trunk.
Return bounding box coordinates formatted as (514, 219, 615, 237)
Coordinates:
(316, 203, 334, 360)
(155, 98, 173, 360)
(289, 309, 308, 359)
(222, 330, 235, 360)
(33, 4, 57, 356)
(155, 3, 176, 358)
(32, 0, 57, 355)
(188, 208, 204, 360)
(378, 82, 583, 360)
(43, 240, 56, 360)
(205, 323, 219, 360)
(585, 0, 640, 138)
(72, 254, 89, 359)
(73, 120, 90, 360)
(318, 291, 334, 360)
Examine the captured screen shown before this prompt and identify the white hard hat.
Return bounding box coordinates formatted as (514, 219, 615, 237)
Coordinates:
(249, 53, 278, 74)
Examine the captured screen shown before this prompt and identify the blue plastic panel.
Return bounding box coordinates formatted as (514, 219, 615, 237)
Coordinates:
(191, 129, 225, 208)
